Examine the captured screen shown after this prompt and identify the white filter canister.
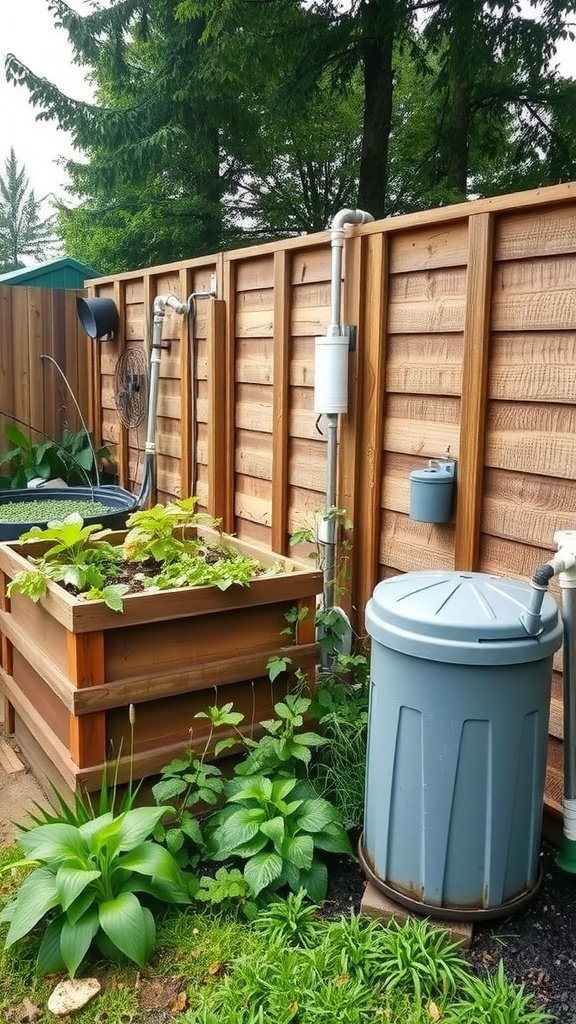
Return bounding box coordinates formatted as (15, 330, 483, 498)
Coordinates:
(314, 334, 349, 414)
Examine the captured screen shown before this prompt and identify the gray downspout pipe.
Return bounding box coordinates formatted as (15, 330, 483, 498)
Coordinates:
(323, 209, 374, 613)
(139, 293, 188, 507)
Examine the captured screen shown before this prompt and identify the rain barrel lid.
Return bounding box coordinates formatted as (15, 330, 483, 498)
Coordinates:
(365, 571, 563, 665)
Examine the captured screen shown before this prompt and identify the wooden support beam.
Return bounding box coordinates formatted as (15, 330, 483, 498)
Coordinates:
(354, 233, 390, 625)
(337, 233, 367, 625)
(0, 571, 14, 733)
(207, 299, 227, 520)
(222, 259, 236, 533)
(454, 213, 494, 570)
(67, 632, 106, 769)
(272, 251, 291, 555)
(113, 279, 129, 488)
(179, 267, 192, 499)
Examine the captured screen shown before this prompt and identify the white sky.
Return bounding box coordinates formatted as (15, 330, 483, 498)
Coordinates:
(0, 0, 95, 208)
(0, 0, 574, 215)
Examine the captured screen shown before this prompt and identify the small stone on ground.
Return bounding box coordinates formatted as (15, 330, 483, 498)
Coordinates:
(47, 978, 101, 1017)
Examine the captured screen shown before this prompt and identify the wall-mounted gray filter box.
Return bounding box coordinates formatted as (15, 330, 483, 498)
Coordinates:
(409, 459, 456, 523)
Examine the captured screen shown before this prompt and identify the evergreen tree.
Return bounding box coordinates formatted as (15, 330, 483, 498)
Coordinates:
(0, 148, 54, 272)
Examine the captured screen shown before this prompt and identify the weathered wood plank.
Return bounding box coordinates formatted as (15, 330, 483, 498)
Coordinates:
(386, 334, 463, 395)
(272, 251, 291, 554)
(454, 213, 493, 570)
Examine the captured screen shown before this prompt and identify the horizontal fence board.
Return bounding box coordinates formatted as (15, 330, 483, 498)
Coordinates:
(489, 332, 576, 402)
(495, 204, 576, 261)
(482, 468, 576, 547)
(380, 510, 456, 573)
(485, 400, 576, 478)
(389, 221, 469, 273)
(386, 334, 463, 395)
(291, 249, 331, 286)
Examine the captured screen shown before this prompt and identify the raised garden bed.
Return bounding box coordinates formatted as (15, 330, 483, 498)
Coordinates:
(0, 526, 321, 797)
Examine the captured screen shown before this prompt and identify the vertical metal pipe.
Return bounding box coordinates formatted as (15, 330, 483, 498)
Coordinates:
(323, 414, 338, 611)
(562, 586, 576, 800)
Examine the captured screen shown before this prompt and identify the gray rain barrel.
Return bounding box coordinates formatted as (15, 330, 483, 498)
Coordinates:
(360, 571, 563, 920)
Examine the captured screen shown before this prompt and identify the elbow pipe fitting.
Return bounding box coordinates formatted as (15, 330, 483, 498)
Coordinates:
(532, 563, 556, 587)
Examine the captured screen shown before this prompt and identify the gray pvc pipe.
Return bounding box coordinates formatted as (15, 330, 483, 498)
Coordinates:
(562, 586, 576, 800)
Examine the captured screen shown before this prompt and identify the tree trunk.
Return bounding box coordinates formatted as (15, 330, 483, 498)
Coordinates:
(357, 0, 396, 218)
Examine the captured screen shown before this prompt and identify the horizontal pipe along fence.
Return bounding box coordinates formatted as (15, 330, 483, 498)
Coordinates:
(10, 180, 576, 817)
(0, 285, 94, 450)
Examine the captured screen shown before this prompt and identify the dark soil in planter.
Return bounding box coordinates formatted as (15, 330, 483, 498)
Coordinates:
(324, 838, 576, 1021)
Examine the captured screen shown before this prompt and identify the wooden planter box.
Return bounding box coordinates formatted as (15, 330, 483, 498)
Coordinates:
(0, 530, 322, 797)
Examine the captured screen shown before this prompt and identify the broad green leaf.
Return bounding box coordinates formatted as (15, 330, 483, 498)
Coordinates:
(114, 841, 183, 883)
(61, 908, 99, 978)
(211, 830, 269, 861)
(66, 888, 97, 925)
(244, 851, 283, 896)
(295, 799, 340, 834)
(180, 815, 203, 845)
(151, 777, 188, 802)
(140, 905, 156, 965)
(19, 823, 87, 862)
(113, 806, 171, 852)
(270, 777, 298, 803)
(313, 824, 353, 855)
(0, 899, 16, 924)
(121, 875, 190, 904)
(36, 915, 66, 977)
(259, 816, 285, 851)
(282, 833, 314, 870)
(289, 744, 311, 764)
(5, 868, 60, 946)
(79, 812, 114, 849)
(296, 859, 328, 902)
(98, 891, 151, 968)
(56, 866, 101, 910)
(228, 777, 273, 803)
(294, 732, 327, 748)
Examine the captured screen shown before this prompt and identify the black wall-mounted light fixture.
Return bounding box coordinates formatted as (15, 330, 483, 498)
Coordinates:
(76, 296, 120, 339)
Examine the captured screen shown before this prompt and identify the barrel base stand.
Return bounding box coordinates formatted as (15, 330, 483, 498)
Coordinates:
(358, 834, 543, 923)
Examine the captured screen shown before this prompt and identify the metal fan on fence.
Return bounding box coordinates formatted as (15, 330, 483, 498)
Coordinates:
(113, 346, 148, 428)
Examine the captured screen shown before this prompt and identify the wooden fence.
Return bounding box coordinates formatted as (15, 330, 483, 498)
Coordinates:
(85, 180, 576, 815)
(0, 285, 93, 450)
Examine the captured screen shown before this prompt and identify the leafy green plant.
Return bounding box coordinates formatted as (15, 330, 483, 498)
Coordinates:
(207, 774, 351, 901)
(152, 703, 244, 867)
(5, 499, 273, 610)
(254, 889, 322, 948)
(0, 423, 110, 489)
(6, 513, 122, 609)
(0, 806, 190, 977)
(192, 867, 258, 920)
(235, 693, 327, 777)
(443, 960, 554, 1023)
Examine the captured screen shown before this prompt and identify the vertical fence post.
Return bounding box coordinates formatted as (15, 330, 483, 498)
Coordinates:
(222, 258, 236, 534)
(337, 232, 367, 626)
(113, 280, 129, 489)
(355, 232, 390, 624)
(454, 212, 494, 570)
(207, 298, 227, 520)
(179, 268, 192, 500)
(272, 250, 291, 555)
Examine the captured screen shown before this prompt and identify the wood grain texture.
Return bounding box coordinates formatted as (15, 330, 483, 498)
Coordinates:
(207, 299, 227, 519)
(489, 332, 576, 402)
(355, 233, 389, 621)
(179, 267, 191, 498)
(454, 212, 493, 570)
(272, 251, 291, 554)
(386, 334, 463, 395)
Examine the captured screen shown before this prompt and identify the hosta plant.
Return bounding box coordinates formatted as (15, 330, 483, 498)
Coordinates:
(0, 806, 190, 977)
(207, 775, 351, 901)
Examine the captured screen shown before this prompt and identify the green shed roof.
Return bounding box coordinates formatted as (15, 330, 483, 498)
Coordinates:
(0, 257, 102, 289)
